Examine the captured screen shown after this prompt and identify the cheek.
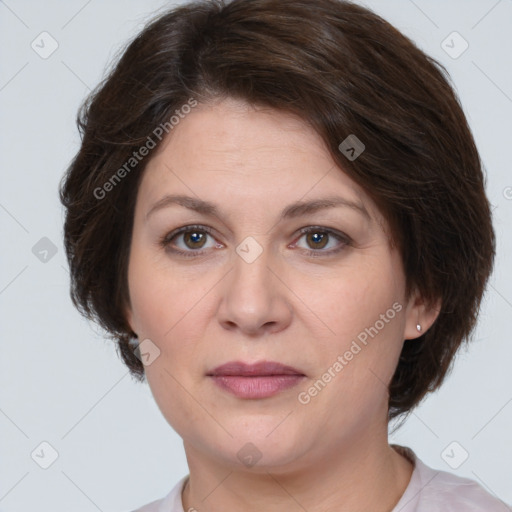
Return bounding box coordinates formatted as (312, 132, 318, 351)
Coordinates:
(127, 247, 211, 386)
(127, 271, 168, 339)
(308, 256, 404, 345)
(305, 254, 406, 400)
(127, 242, 193, 340)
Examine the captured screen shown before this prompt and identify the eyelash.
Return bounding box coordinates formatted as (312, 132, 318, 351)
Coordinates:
(159, 224, 351, 259)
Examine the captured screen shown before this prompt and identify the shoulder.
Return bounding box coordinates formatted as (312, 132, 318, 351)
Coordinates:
(393, 445, 511, 512)
(129, 475, 189, 512)
(415, 458, 510, 511)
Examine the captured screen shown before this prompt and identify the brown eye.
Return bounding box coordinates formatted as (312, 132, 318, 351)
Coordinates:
(183, 230, 207, 249)
(305, 231, 329, 250)
(294, 226, 351, 257)
(160, 225, 220, 258)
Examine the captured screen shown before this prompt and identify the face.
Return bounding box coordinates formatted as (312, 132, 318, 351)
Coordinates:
(126, 98, 425, 473)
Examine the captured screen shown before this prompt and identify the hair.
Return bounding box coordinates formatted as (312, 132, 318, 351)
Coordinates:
(59, 0, 495, 420)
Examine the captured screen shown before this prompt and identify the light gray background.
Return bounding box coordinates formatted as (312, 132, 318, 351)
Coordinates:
(1, 1, 511, 510)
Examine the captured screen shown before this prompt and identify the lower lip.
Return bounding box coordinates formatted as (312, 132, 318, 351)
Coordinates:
(210, 375, 305, 399)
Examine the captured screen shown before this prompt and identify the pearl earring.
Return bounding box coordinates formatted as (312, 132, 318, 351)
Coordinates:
(416, 324, 422, 332)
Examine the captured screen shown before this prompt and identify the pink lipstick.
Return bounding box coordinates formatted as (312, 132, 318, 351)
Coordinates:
(207, 361, 305, 399)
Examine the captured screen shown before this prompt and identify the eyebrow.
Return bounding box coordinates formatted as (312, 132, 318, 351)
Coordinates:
(145, 194, 370, 222)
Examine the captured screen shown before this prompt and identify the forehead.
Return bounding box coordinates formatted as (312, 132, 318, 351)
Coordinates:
(137, 98, 380, 223)
(149, 98, 331, 174)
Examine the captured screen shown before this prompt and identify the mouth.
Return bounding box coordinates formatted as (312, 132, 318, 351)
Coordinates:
(207, 361, 306, 399)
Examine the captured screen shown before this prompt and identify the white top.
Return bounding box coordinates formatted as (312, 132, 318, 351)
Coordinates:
(131, 446, 511, 511)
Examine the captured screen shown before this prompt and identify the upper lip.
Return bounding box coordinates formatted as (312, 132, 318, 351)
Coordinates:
(208, 361, 304, 377)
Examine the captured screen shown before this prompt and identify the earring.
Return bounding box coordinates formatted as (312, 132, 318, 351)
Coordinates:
(416, 324, 422, 332)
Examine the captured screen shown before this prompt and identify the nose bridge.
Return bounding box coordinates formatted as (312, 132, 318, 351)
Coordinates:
(231, 235, 274, 302)
(217, 235, 292, 334)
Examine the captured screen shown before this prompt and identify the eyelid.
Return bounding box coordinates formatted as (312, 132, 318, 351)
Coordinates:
(290, 225, 351, 256)
(160, 224, 351, 257)
(294, 225, 351, 244)
(159, 224, 222, 256)
(161, 224, 217, 244)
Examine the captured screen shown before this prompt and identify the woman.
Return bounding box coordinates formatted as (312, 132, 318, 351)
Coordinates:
(59, 0, 510, 510)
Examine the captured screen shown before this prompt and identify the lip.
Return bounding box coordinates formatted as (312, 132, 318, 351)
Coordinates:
(207, 361, 305, 399)
(208, 361, 304, 377)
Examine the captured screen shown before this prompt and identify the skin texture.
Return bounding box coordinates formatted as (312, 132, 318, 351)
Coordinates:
(126, 98, 440, 512)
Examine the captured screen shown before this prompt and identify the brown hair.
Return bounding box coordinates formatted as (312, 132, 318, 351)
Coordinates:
(59, 0, 495, 420)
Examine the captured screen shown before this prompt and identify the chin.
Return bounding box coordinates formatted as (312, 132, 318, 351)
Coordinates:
(210, 427, 308, 471)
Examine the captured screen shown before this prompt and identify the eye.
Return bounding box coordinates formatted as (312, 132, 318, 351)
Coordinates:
(293, 226, 351, 256)
(159, 225, 221, 257)
(159, 224, 351, 259)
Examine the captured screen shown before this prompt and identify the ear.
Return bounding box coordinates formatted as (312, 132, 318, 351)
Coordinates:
(403, 288, 441, 340)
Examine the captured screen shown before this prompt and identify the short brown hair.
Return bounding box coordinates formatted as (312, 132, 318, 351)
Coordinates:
(59, 0, 495, 420)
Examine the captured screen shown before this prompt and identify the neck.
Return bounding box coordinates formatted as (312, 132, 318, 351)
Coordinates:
(181, 432, 413, 512)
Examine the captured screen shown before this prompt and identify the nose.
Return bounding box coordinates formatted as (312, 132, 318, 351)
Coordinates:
(216, 243, 293, 336)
